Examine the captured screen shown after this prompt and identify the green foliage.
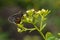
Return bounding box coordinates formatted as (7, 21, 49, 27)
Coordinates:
(15, 9, 60, 40)
(45, 32, 60, 40)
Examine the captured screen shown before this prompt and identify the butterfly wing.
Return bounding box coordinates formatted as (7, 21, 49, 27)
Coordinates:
(8, 11, 23, 24)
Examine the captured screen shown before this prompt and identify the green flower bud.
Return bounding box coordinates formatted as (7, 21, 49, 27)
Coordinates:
(23, 14, 27, 17)
(26, 9, 34, 13)
(41, 9, 46, 12)
(26, 9, 34, 16)
(17, 28, 21, 32)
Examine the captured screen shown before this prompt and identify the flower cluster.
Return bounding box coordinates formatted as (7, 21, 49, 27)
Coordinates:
(17, 9, 50, 39)
(17, 9, 50, 33)
(9, 9, 60, 40)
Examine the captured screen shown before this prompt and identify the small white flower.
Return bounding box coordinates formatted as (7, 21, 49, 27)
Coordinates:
(31, 9, 34, 11)
(26, 10, 30, 13)
(17, 28, 21, 32)
(26, 9, 34, 13)
(23, 14, 26, 17)
(36, 10, 41, 14)
(41, 9, 46, 12)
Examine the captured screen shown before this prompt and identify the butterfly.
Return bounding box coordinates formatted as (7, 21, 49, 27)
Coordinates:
(8, 11, 23, 24)
(8, 11, 34, 28)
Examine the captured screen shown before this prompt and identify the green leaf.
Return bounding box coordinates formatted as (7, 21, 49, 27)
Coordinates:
(45, 32, 59, 40)
(40, 23, 46, 31)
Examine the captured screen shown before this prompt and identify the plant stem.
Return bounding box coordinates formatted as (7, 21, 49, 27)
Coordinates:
(33, 23, 45, 40)
(40, 16, 43, 30)
(39, 31, 45, 39)
(33, 23, 40, 31)
(39, 17, 46, 39)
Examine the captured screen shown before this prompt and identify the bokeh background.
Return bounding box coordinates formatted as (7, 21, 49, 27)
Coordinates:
(0, 0, 60, 40)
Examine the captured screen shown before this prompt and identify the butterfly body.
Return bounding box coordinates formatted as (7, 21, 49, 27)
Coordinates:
(8, 11, 34, 29)
(8, 11, 23, 24)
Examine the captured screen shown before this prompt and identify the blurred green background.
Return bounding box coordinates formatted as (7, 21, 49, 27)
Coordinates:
(0, 0, 60, 40)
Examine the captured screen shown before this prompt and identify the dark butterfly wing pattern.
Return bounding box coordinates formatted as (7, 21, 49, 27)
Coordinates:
(8, 11, 34, 29)
(8, 11, 23, 24)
